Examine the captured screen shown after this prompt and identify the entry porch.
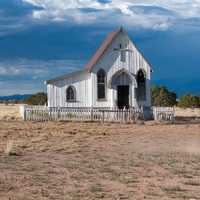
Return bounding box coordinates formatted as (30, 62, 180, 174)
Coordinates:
(108, 68, 147, 109)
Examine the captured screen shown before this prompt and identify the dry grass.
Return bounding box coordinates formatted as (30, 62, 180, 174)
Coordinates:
(0, 121, 200, 199)
(4, 140, 14, 155)
(175, 107, 200, 118)
(0, 104, 21, 120)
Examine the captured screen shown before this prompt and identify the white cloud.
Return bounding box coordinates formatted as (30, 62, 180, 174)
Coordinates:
(21, 0, 200, 30)
(0, 58, 85, 95)
(0, 58, 84, 78)
(0, 67, 20, 76)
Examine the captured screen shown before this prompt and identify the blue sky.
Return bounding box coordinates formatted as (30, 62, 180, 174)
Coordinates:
(0, 0, 200, 96)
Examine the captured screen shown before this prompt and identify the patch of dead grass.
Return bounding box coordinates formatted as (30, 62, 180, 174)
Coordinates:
(0, 121, 200, 199)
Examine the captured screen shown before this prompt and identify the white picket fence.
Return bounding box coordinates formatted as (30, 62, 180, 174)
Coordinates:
(153, 106, 175, 122)
(20, 106, 144, 123)
(20, 105, 175, 122)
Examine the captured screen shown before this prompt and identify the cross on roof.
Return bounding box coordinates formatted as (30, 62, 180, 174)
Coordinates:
(114, 47, 132, 52)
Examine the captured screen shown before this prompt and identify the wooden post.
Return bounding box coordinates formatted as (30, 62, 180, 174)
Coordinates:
(24, 105, 26, 121)
(91, 107, 94, 122)
(123, 107, 126, 123)
(172, 107, 175, 123)
(48, 107, 51, 121)
(102, 111, 105, 124)
(57, 107, 60, 121)
(20, 105, 26, 121)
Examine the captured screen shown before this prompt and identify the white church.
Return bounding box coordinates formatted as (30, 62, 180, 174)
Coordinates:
(45, 27, 152, 112)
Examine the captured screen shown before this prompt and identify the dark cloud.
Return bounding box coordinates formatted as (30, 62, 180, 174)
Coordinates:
(0, 0, 200, 95)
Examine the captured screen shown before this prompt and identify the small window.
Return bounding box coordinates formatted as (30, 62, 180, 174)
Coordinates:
(97, 69, 106, 100)
(136, 70, 146, 101)
(119, 43, 126, 62)
(66, 86, 76, 102)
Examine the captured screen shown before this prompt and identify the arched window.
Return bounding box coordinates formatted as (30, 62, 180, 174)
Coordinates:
(97, 69, 106, 100)
(66, 86, 76, 102)
(136, 69, 146, 101)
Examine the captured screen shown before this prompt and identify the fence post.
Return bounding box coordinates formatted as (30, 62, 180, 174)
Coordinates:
(102, 111, 105, 123)
(123, 107, 125, 123)
(19, 105, 26, 121)
(24, 105, 26, 121)
(172, 107, 175, 123)
(57, 107, 60, 121)
(122, 107, 125, 123)
(48, 107, 51, 121)
(154, 107, 157, 121)
(91, 107, 94, 122)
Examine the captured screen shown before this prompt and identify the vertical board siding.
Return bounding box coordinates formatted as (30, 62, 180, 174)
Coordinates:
(48, 72, 91, 107)
(91, 31, 151, 108)
(47, 31, 151, 108)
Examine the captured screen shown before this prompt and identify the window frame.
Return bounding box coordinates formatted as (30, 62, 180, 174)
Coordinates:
(136, 69, 146, 101)
(66, 85, 76, 102)
(97, 69, 107, 101)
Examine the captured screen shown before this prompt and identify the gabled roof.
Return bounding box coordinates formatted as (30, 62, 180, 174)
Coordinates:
(45, 69, 87, 84)
(45, 27, 153, 84)
(46, 27, 123, 84)
(85, 27, 123, 72)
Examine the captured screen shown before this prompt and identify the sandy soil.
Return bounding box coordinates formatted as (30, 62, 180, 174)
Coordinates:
(0, 104, 22, 120)
(175, 107, 200, 118)
(0, 121, 200, 200)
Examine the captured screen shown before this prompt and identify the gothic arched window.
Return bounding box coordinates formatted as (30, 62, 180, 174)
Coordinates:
(97, 69, 106, 100)
(66, 86, 76, 102)
(136, 69, 146, 101)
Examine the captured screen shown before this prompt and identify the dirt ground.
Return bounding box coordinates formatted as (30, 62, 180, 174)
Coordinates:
(0, 104, 21, 120)
(175, 107, 200, 118)
(0, 120, 200, 200)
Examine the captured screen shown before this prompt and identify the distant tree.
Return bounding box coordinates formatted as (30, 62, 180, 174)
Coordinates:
(25, 92, 47, 105)
(151, 85, 177, 107)
(178, 94, 200, 108)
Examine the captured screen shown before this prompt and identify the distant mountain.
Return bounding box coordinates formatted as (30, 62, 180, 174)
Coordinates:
(0, 94, 32, 101)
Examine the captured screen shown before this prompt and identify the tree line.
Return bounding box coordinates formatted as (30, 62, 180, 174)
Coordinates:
(0, 92, 47, 105)
(151, 85, 200, 108)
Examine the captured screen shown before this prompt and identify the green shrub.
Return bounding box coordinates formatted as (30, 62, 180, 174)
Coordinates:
(25, 92, 47, 105)
(151, 85, 177, 107)
(178, 94, 200, 108)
